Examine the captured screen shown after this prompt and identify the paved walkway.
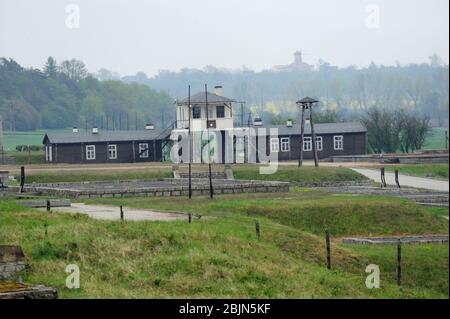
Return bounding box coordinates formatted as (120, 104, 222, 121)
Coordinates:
(351, 168, 449, 192)
(40, 203, 187, 221)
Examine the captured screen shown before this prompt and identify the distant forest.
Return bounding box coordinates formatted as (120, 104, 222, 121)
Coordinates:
(0, 55, 449, 131)
(0, 57, 174, 131)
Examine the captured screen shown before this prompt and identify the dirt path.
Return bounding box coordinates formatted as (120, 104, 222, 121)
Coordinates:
(351, 168, 449, 192)
(41, 203, 187, 221)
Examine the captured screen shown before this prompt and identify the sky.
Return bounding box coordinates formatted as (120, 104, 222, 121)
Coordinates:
(0, 0, 448, 76)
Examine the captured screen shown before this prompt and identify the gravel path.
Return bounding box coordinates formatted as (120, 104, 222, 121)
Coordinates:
(41, 203, 187, 221)
(351, 168, 449, 192)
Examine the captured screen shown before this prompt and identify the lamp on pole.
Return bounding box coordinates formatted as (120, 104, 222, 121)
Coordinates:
(296, 97, 319, 167)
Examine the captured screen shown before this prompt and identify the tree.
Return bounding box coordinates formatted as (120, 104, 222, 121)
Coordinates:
(59, 59, 88, 81)
(44, 57, 58, 78)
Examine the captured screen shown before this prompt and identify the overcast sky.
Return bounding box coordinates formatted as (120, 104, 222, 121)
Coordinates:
(0, 0, 448, 76)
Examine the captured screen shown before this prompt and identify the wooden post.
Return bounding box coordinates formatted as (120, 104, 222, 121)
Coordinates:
(325, 229, 331, 270)
(19, 166, 25, 193)
(188, 213, 192, 223)
(205, 84, 214, 199)
(188, 85, 192, 199)
(28, 145, 31, 164)
(120, 206, 124, 221)
(46, 200, 51, 212)
(380, 167, 386, 188)
(298, 105, 305, 167)
(395, 169, 401, 188)
(309, 105, 319, 167)
(397, 238, 402, 286)
(255, 221, 260, 240)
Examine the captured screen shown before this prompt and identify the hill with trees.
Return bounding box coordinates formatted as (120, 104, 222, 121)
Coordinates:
(0, 57, 174, 132)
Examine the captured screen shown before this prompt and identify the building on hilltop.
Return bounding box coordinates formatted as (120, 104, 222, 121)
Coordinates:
(272, 51, 314, 72)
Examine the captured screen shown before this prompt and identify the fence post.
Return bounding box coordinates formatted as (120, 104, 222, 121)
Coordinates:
(395, 169, 401, 188)
(46, 200, 51, 212)
(380, 167, 386, 188)
(19, 166, 25, 193)
(397, 238, 402, 286)
(325, 229, 331, 270)
(255, 221, 260, 240)
(188, 213, 192, 223)
(120, 205, 124, 221)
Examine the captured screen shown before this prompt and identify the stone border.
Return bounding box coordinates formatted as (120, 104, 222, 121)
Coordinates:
(0, 284, 57, 299)
(342, 235, 449, 245)
(17, 179, 290, 198)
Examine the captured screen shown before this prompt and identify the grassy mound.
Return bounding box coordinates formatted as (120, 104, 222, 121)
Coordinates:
(233, 166, 368, 184)
(385, 164, 449, 180)
(245, 195, 448, 236)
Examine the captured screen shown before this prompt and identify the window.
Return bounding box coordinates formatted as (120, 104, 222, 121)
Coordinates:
(316, 136, 323, 151)
(334, 135, 344, 150)
(193, 106, 201, 119)
(216, 105, 225, 118)
(303, 137, 312, 151)
(108, 144, 117, 159)
(281, 137, 290, 152)
(86, 145, 96, 160)
(270, 138, 279, 152)
(139, 143, 149, 158)
(208, 106, 214, 119)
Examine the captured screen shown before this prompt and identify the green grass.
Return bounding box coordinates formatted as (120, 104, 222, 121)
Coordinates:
(16, 165, 366, 185)
(2, 131, 46, 151)
(385, 164, 449, 180)
(345, 244, 449, 295)
(6, 151, 46, 165)
(0, 198, 447, 298)
(233, 166, 368, 184)
(422, 127, 449, 150)
(83, 191, 448, 237)
(17, 170, 173, 184)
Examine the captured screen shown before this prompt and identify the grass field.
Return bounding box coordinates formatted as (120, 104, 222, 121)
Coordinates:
(1, 188, 447, 298)
(16, 165, 368, 185)
(1, 131, 46, 151)
(422, 127, 448, 150)
(385, 164, 449, 180)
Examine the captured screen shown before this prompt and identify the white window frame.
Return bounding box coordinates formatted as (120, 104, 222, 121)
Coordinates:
(139, 143, 149, 158)
(316, 136, 323, 151)
(86, 145, 96, 160)
(303, 137, 312, 151)
(280, 137, 290, 152)
(270, 138, 279, 153)
(108, 144, 117, 160)
(334, 135, 344, 150)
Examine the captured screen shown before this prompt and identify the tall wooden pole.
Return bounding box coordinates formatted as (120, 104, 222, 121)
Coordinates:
(188, 85, 192, 199)
(298, 105, 305, 167)
(309, 104, 319, 167)
(205, 84, 214, 199)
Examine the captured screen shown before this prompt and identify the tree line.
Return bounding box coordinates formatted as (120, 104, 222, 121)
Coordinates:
(0, 57, 174, 131)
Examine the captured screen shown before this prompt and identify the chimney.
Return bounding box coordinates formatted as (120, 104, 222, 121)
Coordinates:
(286, 119, 293, 127)
(253, 117, 262, 126)
(72, 126, 79, 133)
(92, 127, 99, 134)
(145, 123, 154, 130)
(214, 85, 223, 96)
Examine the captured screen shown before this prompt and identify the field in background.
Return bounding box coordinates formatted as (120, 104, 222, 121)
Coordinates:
(422, 127, 448, 150)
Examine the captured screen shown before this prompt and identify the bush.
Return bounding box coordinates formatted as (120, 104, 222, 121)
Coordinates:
(15, 145, 44, 152)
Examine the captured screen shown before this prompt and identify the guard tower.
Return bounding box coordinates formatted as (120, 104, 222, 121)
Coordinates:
(174, 86, 236, 163)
